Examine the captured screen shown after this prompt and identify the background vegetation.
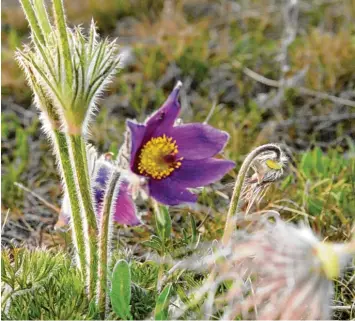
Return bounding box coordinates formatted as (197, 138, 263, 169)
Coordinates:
(1, 0, 355, 319)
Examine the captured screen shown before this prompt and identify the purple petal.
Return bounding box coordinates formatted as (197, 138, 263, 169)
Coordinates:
(112, 179, 141, 226)
(169, 124, 229, 160)
(93, 162, 141, 226)
(170, 158, 235, 188)
(95, 162, 113, 187)
(127, 120, 147, 170)
(149, 177, 198, 205)
(145, 83, 181, 137)
(93, 161, 113, 214)
(94, 187, 105, 214)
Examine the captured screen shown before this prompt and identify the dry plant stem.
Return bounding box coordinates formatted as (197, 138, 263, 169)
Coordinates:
(14, 182, 61, 213)
(97, 170, 120, 316)
(54, 130, 87, 280)
(68, 134, 98, 297)
(222, 144, 282, 245)
(232, 61, 355, 108)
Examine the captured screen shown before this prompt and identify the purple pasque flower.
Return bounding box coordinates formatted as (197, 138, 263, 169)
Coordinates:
(127, 81, 235, 205)
(57, 148, 141, 228)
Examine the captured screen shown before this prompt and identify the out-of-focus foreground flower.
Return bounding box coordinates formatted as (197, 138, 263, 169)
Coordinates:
(172, 216, 352, 320)
(127, 81, 235, 205)
(222, 219, 351, 320)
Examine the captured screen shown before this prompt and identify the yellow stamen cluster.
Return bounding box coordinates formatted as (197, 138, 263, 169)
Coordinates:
(138, 135, 183, 179)
(315, 242, 340, 280)
(265, 159, 283, 170)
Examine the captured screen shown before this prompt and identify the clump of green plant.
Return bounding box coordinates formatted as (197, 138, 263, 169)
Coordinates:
(290, 29, 355, 91)
(1, 247, 95, 320)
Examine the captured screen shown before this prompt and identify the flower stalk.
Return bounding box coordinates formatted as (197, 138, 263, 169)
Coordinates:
(68, 134, 99, 296)
(97, 170, 121, 316)
(222, 144, 282, 245)
(53, 130, 87, 277)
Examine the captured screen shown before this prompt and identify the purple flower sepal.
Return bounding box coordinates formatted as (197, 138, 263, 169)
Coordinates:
(93, 159, 141, 226)
(127, 81, 235, 206)
(57, 152, 141, 228)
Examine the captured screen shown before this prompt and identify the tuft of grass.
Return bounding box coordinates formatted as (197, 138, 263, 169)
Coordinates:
(290, 29, 355, 91)
(1, 113, 33, 210)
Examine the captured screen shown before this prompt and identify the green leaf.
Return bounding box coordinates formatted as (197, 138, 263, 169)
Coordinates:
(155, 205, 172, 243)
(301, 150, 313, 178)
(182, 228, 188, 244)
(190, 214, 197, 246)
(307, 197, 323, 216)
(110, 260, 132, 320)
(280, 174, 293, 191)
(154, 283, 172, 320)
(314, 147, 324, 176)
(143, 236, 163, 251)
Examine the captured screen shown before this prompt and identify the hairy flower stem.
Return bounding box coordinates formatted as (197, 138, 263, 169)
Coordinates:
(68, 134, 98, 297)
(97, 170, 121, 316)
(222, 144, 282, 245)
(54, 131, 87, 278)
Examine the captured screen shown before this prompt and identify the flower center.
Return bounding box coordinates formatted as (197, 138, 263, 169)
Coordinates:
(138, 135, 183, 179)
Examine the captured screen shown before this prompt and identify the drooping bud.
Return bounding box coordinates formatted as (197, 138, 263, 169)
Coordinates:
(241, 148, 289, 213)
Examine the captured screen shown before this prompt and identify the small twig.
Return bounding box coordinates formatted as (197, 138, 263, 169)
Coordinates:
(204, 99, 219, 124)
(298, 87, 355, 108)
(157, 261, 183, 292)
(331, 305, 354, 311)
(232, 61, 355, 108)
(271, 204, 315, 220)
(14, 182, 60, 213)
(1, 209, 11, 233)
(279, 0, 299, 87)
